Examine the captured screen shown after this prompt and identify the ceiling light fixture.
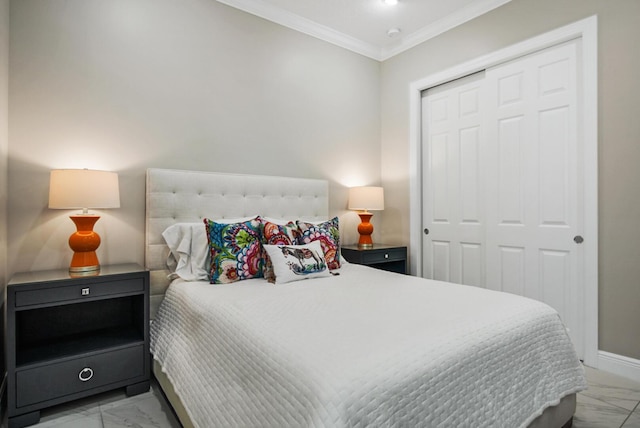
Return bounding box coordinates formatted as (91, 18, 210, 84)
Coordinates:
(387, 28, 401, 37)
(382, 0, 398, 5)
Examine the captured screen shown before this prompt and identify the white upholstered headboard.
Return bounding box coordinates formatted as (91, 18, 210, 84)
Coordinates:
(145, 168, 329, 316)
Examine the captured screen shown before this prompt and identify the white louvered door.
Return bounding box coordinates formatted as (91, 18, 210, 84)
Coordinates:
(421, 39, 584, 357)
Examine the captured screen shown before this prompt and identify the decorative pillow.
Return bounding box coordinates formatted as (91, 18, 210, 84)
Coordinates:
(259, 218, 301, 282)
(263, 241, 330, 284)
(204, 217, 264, 284)
(296, 217, 341, 270)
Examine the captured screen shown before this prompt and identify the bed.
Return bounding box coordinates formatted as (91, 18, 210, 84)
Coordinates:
(146, 168, 586, 428)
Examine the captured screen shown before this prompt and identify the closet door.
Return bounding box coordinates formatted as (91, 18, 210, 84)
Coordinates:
(421, 72, 485, 286)
(421, 40, 583, 357)
(484, 40, 582, 355)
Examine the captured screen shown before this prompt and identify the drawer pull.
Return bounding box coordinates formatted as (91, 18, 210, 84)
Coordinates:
(384, 253, 389, 259)
(79, 367, 93, 382)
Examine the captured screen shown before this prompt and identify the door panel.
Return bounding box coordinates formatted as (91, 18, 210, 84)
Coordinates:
(431, 241, 451, 282)
(460, 242, 483, 287)
(498, 246, 525, 296)
(540, 249, 570, 310)
(431, 133, 451, 222)
(497, 116, 525, 224)
(460, 127, 481, 222)
(422, 72, 485, 285)
(539, 106, 570, 225)
(486, 40, 581, 355)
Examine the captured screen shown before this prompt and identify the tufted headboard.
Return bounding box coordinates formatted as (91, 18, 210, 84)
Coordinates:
(145, 168, 329, 317)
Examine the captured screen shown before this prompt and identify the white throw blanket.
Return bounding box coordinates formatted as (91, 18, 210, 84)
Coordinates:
(151, 264, 586, 427)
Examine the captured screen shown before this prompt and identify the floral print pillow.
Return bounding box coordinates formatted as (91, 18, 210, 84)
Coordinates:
(259, 218, 301, 283)
(204, 217, 263, 284)
(296, 217, 341, 270)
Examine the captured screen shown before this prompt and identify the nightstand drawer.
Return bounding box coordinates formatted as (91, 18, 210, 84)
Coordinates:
(16, 345, 145, 408)
(15, 277, 145, 307)
(341, 245, 408, 274)
(361, 247, 406, 264)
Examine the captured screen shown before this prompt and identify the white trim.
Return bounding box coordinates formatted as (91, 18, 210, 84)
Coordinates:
(580, 17, 600, 369)
(597, 351, 640, 384)
(408, 16, 598, 366)
(216, 0, 381, 59)
(381, 0, 513, 61)
(217, 0, 514, 61)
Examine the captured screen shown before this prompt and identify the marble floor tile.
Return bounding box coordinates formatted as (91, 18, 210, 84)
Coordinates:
(0, 383, 167, 428)
(37, 400, 101, 423)
(574, 393, 633, 428)
(98, 387, 155, 409)
(101, 388, 180, 428)
(622, 407, 640, 428)
(35, 393, 103, 427)
(32, 412, 103, 428)
(582, 366, 640, 411)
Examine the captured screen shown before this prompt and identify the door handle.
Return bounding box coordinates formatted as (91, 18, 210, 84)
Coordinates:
(574, 235, 584, 244)
(424, 228, 429, 235)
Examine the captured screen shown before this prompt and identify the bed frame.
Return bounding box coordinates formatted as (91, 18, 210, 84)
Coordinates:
(144, 168, 575, 428)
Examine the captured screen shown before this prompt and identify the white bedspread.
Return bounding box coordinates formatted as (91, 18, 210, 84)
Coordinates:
(151, 264, 586, 428)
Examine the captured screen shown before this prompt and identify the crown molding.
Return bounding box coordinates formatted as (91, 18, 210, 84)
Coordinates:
(217, 0, 513, 62)
(216, 0, 382, 60)
(380, 0, 514, 60)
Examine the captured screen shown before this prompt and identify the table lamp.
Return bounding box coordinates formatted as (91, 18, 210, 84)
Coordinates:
(348, 186, 384, 249)
(49, 169, 120, 274)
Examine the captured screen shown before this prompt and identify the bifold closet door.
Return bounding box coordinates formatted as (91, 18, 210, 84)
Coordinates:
(421, 40, 583, 357)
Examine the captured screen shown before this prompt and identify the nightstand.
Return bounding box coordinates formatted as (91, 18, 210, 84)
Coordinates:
(341, 244, 407, 274)
(5, 264, 150, 428)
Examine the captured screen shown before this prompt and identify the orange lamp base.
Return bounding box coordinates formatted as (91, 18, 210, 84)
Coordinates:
(357, 212, 374, 249)
(68, 215, 102, 274)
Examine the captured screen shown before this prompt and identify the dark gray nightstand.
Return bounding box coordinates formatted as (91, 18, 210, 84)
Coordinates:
(5, 264, 150, 428)
(341, 244, 407, 274)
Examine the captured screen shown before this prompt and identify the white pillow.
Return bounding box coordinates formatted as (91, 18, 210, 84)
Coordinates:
(162, 216, 257, 281)
(162, 223, 209, 281)
(263, 241, 331, 284)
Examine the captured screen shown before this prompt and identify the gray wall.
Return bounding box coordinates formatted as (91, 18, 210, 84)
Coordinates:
(8, 0, 380, 274)
(380, 0, 640, 359)
(0, 1, 7, 275)
(1, 0, 8, 393)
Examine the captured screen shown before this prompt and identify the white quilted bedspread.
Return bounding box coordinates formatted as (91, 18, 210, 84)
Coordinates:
(151, 264, 586, 428)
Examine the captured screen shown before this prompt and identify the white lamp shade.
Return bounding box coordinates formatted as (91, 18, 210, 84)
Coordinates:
(49, 169, 120, 210)
(348, 186, 384, 211)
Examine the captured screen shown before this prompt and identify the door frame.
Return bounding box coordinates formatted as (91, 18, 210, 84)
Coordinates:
(408, 16, 598, 366)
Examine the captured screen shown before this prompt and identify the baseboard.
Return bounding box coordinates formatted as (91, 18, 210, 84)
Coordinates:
(596, 350, 640, 383)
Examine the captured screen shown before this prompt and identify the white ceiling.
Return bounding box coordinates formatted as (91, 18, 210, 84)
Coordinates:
(216, 0, 513, 61)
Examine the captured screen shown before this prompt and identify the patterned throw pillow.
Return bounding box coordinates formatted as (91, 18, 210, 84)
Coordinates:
(204, 217, 264, 284)
(296, 217, 341, 270)
(263, 241, 330, 284)
(259, 218, 301, 283)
